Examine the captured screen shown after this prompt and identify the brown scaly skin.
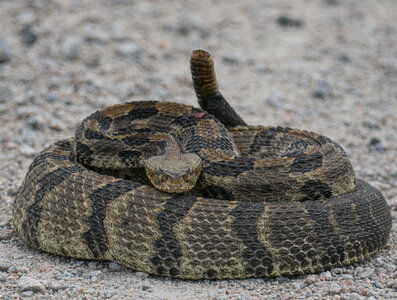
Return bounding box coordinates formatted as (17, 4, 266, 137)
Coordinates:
(12, 50, 392, 280)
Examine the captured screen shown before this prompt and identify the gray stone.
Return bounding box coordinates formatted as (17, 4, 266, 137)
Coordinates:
(141, 285, 150, 291)
(84, 28, 108, 43)
(26, 116, 42, 130)
(266, 91, 285, 108)
(357, 267, 374, 279)
(222, 54, 241, 65)
(55, 271, 73, 280)
(45, 93, 61, 103)
(0, 86, 13, 103)
(116, 42, 146, 62)
(323, 271, 332, 280)
(368, 137, 386, 152)
(342, 274, 354, 281)
(277, 16, 303, 28)
(84, 54, 100, 68)
(385, 263, 396, 272)
(328, 282, 341, 295)
(18, 276, 46, 293)
(337, 53, 351, 62)
(20, 291, 33, 297)
(0, 38, 13, 63)
(312, 81, 334, 99)
(17, 10, 36, 25)
(363, 119, 380, 130)
(135, 271, 149, 279)
(0, 262, 11, 272)
(20, 25, 37, 46)
(108, 261, 126, 272)
(61, 37, 83, 60)
(89, 270, 102, 276)
(169, 20, 210, 37)
(20, 145, 37, 157)
(141, 295, 160, 300)
(292, 282, 302, 289)
(48, 282, 70, 291)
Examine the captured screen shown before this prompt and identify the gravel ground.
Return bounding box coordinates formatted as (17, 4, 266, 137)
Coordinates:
(0, 0, 396, 299)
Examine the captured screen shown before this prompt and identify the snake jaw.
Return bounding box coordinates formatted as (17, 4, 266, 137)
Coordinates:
(143, 153, 202, 193)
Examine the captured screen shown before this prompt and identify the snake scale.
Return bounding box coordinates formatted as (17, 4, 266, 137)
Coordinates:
(13, 50, 392, 280)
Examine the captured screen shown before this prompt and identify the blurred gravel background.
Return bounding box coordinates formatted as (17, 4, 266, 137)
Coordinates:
(0, 0, 396, 299)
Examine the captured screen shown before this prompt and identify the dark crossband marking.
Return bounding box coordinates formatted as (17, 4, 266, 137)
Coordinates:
(24, 165, 86, 248)
(230, 202, 273, 277)
(84, 128, 105, 140)
(289, 152, 323, 173)
(185, 135, 236, 154)
(54, 139, 74, 151)
(28, 153, 71, 172)
(83, 180, 140, 258)
(302, 200, 345, 267)
(300, 180, 332, 200)
(121, 136, 150, 146)
(201, 185, 235, 200)
(172, 113, 201, 128)
(99, 116, 112, 131)
(75, 142, 94, 163)
(151, 195, 197, 278)
(118, 150, 142, 165)
(204, 158, 255, 178)
(248, 130, 278, 155)
(115, 102, 159, 123)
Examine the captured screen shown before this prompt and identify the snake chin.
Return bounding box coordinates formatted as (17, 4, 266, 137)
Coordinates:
(143, 153, 202, 193)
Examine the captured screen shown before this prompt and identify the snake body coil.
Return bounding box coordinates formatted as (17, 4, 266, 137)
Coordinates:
(13, 50, 392, 279)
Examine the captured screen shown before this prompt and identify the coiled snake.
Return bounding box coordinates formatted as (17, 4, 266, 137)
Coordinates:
(13, 50, 391, 280)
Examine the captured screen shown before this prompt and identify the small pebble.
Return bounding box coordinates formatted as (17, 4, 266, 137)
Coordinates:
(266, 91, 285, 108)
(277, 16, 303, 27)
(328, 282, 342, 295)
(169, 20, 210, 37)
(312, 81, 334, 99)
(20, 291, 34, 297)
(115, 42, 146, 62)
(45, 93, 61, 103)
(84, 28, 108, 43)
(0, 38, 13, 63)
(135, 271, 149, 279)
(20, 145, 37, 157)
(17, 10, 36, 25)
(20, 25, 37, 46)
(368, 137, 386, 152)
(222, 54, 241, 65)
(141, 285, 150, 291)
(0, 86, 13, 103)
(61, 37, 83, 60)
(18, 276, 46, 294)
(0, 262, 11, 272)
(306, 275, 317, 286)
(108, 261, 126, 272)
(337, 53, 351, 62)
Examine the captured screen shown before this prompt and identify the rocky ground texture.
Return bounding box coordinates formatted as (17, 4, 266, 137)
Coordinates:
(0, 0, 396, 299)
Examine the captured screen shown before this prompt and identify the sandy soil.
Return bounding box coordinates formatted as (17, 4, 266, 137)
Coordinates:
(0, 0, 396, 299)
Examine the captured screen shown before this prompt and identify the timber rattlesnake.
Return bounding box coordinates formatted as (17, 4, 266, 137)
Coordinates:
(13, 50, 392, 279)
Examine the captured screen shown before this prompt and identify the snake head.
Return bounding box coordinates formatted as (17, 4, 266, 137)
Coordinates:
(143, 153, 202, 193)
